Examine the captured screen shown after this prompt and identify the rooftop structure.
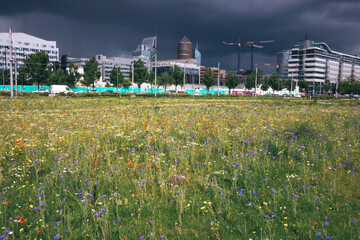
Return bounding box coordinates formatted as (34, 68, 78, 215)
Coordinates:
(177, 36, 193, 59)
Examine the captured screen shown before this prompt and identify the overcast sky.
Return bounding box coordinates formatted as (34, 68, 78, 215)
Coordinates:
(1, 0, 359, 73)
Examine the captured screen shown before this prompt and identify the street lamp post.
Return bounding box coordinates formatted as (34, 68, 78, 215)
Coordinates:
(9, 26, 14, 98)
(131, 61, 134, 93)
(2, 51, 5, 91)
(217, 62, 220, 96)
(192, 70, 194, 98)
(335, 78, 339, 98)
(255, 66, 258, 97)
(154, 54, 157, 97)
(116, 65, 119, 93)
(183, 65, 186, 94)
(14, 53, 17, 96)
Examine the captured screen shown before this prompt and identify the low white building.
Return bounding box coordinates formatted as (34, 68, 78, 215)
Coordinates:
(68, 55, 134, 87)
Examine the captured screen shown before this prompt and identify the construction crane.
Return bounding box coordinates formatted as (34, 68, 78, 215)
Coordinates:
(223, 39, 280, 73)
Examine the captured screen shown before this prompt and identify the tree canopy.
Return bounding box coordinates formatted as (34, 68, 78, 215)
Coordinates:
(225, 73, 239, 93)
(158, 72, 173, 91)
(260, 76, 269, 91)
(147, 71, 155, 90)
(81, 57, 101, 88)
(299, 80, 309, 93)
(171, 65, 183, 92)
(132, 59, 148, 89)
(122, 78, 132, 89)
(60, 54, 68, 71)
(49, 68, 68, 85)
(267, 73, 279, 90)
(67, 63, 81, 87)
(202, 68, 216, 91)
(338, 75, 360, 95)
(24, 51, 50, 88)
(109, 66, 124, 89)
(245, 70, 261, 90)
(0, 69, 10, 85)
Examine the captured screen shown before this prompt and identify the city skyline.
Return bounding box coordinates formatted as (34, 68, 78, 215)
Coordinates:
(0, 0, 359, 73)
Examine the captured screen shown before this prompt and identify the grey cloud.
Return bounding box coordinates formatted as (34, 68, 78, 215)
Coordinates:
(0, 0, 359, 72)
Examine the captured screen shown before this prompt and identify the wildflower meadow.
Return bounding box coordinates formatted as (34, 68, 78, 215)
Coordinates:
(0, 97, 358, 240)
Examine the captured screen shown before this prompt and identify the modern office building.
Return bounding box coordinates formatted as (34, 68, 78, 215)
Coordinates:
(287, 39, 360, 87)
(177, 36, 193, 59)
(68, 54, 133, 86)
(0, 32, 59, 69)
(132, 37, 157, 70)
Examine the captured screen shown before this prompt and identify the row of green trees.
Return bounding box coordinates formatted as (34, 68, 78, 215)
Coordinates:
(0, 51, 239, 92)
(1, 51, 82, 88)
(337, 75, 360, 95)
(3, 50, 359, 94)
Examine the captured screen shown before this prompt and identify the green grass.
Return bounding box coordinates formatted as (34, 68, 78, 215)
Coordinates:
(0, 97, 359, 239)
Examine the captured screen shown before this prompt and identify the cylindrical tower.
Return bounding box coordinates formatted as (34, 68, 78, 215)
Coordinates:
(177, 36, 193, 59)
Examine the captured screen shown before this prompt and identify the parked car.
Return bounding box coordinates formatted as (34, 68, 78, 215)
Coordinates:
(88, 89, 98, 93)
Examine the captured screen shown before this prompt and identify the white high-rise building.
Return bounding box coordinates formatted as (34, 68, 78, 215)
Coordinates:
(0, 32, 59, 69)
(287, 39, 360, 88)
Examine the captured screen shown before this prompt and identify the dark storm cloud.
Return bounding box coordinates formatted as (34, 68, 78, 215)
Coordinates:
(1, 0, 359, 72)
